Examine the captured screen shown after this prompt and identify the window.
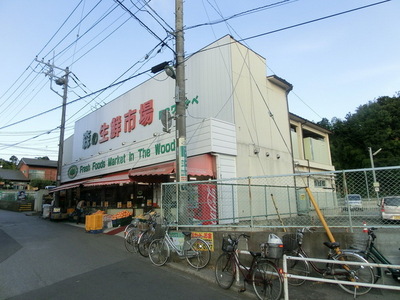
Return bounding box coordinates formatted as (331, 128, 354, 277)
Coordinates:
(29, 169, 45, 179)
(314, 179, 326, 187)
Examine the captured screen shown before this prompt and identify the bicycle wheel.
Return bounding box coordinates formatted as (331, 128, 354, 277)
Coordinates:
(359, 251, 381, 283)
(185, 238, 211, 269)
(124, 229, 139, 253)
(215, 252, 235, 289)
(138, 230, 153, 257)
(332, 252, 374, 296)
(252, 259, 282, 300)
(149, 238, 170, 266)
(285, 251, 310, 286)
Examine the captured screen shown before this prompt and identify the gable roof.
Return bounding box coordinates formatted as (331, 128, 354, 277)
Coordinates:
(19, 158, 58, 168)
(0, 169, 29, 181)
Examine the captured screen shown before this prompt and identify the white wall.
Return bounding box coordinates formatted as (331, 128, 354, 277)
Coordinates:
(229, 38, 293, 177)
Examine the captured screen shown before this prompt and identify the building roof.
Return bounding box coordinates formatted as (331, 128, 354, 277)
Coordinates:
(289, 112, 332, 134)
(267, 75, 293, 92)
(18, 158, 58, 168)
(0, 169, 29, 181)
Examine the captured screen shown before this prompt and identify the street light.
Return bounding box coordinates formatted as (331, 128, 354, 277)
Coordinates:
(368, 147, 382, 204)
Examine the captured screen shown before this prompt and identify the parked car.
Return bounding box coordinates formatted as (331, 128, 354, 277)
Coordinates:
(343, 194, 363, 211)
(380, 196, 400, 221)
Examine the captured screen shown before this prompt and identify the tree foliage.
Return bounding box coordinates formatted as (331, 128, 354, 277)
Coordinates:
(0, 158, 17, 170)
(321, 94, 400, 169)
(30, 179, 55, 190)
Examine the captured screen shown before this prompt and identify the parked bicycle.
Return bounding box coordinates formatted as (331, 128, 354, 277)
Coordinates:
(283, 228, 374, 296)
(215, 233, 283, 300)
(148, 217, 211, 269)
(354, 227, 400, 283)
(124, 218, 140, 253)
(124, 211, 158, 257)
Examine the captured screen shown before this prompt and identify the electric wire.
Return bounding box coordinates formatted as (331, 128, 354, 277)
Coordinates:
(187, 0, 296, 30)
(114, 0, 175, 54)
(187, 0, 392, 57)
(132, 0, 174, 33)
(1, 1, 391, 159)
(0, 0, 84, 105)
(0, 67, 158, 131)
(140, 0, 174, 32)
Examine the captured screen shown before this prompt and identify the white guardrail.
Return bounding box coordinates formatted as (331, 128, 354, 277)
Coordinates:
(282, 255, 400, 300)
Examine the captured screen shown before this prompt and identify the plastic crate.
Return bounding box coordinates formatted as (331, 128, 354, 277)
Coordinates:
(85, 214, 103, 231)
(119, 216, 133, 226)
(112, 216, 133, 227)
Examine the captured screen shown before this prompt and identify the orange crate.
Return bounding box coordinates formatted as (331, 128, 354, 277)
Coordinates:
(85, 214, 103, 231)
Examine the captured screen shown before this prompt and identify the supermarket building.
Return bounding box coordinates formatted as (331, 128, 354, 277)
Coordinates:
(53, 35, 334, 216)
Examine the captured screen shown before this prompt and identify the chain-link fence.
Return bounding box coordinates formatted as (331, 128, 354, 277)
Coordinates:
(161, 166, 400, 230)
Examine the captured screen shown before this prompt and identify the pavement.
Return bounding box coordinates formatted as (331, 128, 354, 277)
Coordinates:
(67, 221, 400, 300)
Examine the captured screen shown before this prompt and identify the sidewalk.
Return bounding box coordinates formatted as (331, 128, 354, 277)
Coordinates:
(69, 222, 399, 299)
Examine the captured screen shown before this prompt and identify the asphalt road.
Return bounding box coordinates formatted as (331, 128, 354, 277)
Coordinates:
(0, 210, 247, 300)
(1, 209, 399, 300)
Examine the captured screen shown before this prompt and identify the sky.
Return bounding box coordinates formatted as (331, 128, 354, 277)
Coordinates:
(0, 0, 399, 162)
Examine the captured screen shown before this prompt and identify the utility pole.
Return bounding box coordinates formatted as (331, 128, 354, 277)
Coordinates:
(35, 58, 69, 207)
(175, 0, 187, 183)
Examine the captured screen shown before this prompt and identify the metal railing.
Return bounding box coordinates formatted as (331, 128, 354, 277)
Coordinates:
(161, 166, 400, 230)
(282, 254, 400, 300)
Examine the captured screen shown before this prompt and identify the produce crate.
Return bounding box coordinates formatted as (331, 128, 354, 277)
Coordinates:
(119, 216, 133, 226)
(85, 214, 103, 231)
(112, 216, 132, 227)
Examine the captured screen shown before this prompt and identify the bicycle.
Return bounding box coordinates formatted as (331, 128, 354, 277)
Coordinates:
(124, 218, 140, 253)
(148, 217, 211, 269)
(124, 211, 158, 257)
(214, 233, 283, 300)
(354, 227, 400, 283)
(283, 228, 374, 296)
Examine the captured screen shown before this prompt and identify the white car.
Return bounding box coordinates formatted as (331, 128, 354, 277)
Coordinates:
(343, 194, 363, 211)
(380, 196, 400, 221)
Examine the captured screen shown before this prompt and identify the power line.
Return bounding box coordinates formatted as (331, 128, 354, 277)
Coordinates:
(114, 0, 175, 54)
(188, 0, 392, 56)
(187, 0, 296, 30)
(0, 67, 157, 131)
(140, 0, 174, 32)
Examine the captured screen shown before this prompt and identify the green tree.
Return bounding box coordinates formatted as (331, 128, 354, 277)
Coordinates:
(328, 94, 400, 169)
(36, 156, 50, 160)
(30, 179, 55, 190)
(0, 158, 17, 169)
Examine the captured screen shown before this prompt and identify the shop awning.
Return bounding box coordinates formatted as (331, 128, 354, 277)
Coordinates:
(128, 162, 175, 177)
(85, 172, 133, 186)
(49, 180, 88, 192)
(187, 154, 215, 176)
(128, 154, 215, 178)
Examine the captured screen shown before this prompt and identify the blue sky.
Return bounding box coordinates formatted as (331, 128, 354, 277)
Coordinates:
(0, 0, 399, 161)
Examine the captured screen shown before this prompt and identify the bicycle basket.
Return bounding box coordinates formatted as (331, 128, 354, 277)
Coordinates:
(137, 222, 149, 231)
(282, 233, 299, 252)
(261, 242, 284, 259)
(222, 236, 234, 252)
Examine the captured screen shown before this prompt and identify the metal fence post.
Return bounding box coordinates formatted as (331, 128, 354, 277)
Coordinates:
(248, 177, 253, 228)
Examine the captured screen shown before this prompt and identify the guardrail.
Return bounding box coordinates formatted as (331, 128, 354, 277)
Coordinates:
(282, 254, 400, 300)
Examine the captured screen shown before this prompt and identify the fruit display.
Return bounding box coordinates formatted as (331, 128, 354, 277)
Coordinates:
(111, 210, 133, 227)
(111, 210, 132, 220)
